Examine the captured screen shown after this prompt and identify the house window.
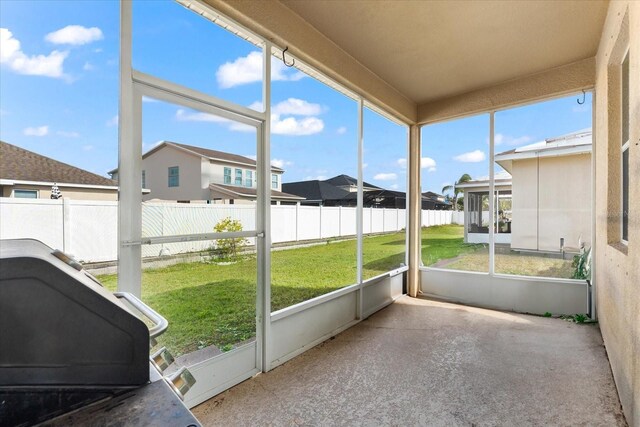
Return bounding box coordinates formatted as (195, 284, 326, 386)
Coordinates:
(14, 189, 38, 198)
(271, 174, 278, 189)
(245, 170, 253, 187)
(224, 167, 231, 185)
(168, 166, 179, 187)
(621, 50, 629, 243)
(235, 169, 242, 186)
(142, 170, 146, 188)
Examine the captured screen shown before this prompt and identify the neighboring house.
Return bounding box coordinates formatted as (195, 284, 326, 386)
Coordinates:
(421, 191, 452, 210)
(110, 141, 304, 204)
(456, 129, 592, 252)
(284, 175, 449, 209)
(0, 141, 118, 201)
(284, 175, 404, 207)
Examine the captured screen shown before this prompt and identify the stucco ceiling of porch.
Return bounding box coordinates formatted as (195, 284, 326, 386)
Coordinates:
(280, 0, 609, 105)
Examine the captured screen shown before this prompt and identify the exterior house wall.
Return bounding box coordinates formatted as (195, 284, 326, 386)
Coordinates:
(511, 158, 539, 250)
(142, 147, 205, 201)
(142, 145, 284, 202)
(1, 184, 117, 201)
(509, 154, 591, 252)
(593, 2, 640, 425)
(537, 154, 591, 251)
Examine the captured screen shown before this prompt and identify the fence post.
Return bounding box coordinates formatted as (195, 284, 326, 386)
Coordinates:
(295, 202, 299, 241)
(339, 206, 342, 236)
(319, 205, 322, 239)
(62, 198, 71, 253)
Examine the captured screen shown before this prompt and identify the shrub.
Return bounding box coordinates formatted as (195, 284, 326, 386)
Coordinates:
(211, 217, 248, 261)
(572, 247, 591, 280)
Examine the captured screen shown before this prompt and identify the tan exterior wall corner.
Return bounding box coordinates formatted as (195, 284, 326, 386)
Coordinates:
(594, 2, 640, 426)
(202, 0, 417, 124)
(417, 57, 595, 124)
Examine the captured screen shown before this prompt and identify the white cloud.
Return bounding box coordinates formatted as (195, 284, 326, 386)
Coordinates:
(176, 96, 324, 136)
(82, 61, 94, 71)
(362, 163, 368, 169)
(106, 115, 118, 127)
(305, 175, 328, 181)
(272, 116, 323, 136)
(427, 167, 436, 172)
(271, 158, 293, 169)
(57, 130, 80, 138)
(493, 133, 533, 146)
(82, 145, 93, 151)
(142, 96, 159, 103)
(397, 157, 436, 170)
(454, 150, 485, 163)
(45, 25, 103, 45)
(23, 125, 49, 136)
(1, 28, 68, 78)
(216, 51, 305, 88)
(337, 126, 347, 135)
(374, 173, 397, 181)
(389, 184, 399, 190)
(272, 98, 322, 116)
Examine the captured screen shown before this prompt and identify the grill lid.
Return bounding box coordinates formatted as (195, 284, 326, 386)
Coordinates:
(0, 239, 150, 387)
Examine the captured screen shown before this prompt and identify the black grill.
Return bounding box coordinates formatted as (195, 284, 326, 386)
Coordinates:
(0, 239, 200, 426)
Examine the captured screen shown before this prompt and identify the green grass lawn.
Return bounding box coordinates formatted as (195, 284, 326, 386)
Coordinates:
(98, 225, 572, 356)
(100, 231, 411, 356)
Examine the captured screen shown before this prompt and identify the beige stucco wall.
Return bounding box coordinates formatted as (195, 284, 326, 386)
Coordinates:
(1, 184, 117, 201)
(511, 158, 539, 250)
(142, 147, 206, 201)
(511, 154, 592, 252)
(418, 58, 595, 124)
(538, 154, 592, 251)
(594, 1, 640, 425)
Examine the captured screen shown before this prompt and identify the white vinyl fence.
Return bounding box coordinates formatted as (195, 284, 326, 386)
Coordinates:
(0, 198, 462, 262)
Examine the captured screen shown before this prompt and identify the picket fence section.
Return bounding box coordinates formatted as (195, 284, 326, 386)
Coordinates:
(0, 198, 463, 262)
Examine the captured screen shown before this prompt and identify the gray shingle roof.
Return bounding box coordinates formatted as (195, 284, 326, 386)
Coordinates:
(168, 142, 284, 172)
(0, 141, 117, 186)
(324, 174, 380, 189)
(282, 180, 351, 202)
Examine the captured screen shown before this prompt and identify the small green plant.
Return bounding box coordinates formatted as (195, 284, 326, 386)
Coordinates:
(572, 247, 591, 280)
(211, 217, 249, 261)
(573, 314, 587, 324)
(219, 344, 234, 352)
(560, 313, 589, 323)
(543, 312, 552, 317)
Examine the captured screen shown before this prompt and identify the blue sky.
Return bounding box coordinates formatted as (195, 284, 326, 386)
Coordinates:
(1, 1, 591, 195)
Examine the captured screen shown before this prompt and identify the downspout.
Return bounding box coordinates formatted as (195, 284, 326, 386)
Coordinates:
(408, 125, 421, 297)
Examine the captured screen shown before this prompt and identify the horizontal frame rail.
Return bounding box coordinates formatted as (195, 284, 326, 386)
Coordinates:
(132, 70, 265, 126)
(122, 230, 260, 246)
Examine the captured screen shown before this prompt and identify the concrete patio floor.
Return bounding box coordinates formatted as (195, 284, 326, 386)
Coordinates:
(193, 296, 626, 426)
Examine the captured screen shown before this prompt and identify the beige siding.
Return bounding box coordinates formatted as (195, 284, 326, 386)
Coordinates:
(537, 154, 591, 251)
(142, 147, 205, 201)
(2, 184, 117, 201)
(593, 2, 640, 425)
(510, 158, 538, 250)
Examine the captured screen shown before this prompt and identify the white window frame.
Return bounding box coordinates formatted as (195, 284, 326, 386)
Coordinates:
(235, 168, 243, 186)
(621, 47, 630, 245)
(223, 167, 231, 184)
(245, 170, 253, 187)
(13, 189, 38, 199)
(168, 166, 179, 187)
(271, 173, 278, 189)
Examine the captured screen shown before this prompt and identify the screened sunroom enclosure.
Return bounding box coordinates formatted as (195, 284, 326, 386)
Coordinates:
(117, 0, 596, 408)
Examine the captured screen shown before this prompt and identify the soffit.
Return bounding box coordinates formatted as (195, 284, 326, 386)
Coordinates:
(280, 0, 608, 105)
